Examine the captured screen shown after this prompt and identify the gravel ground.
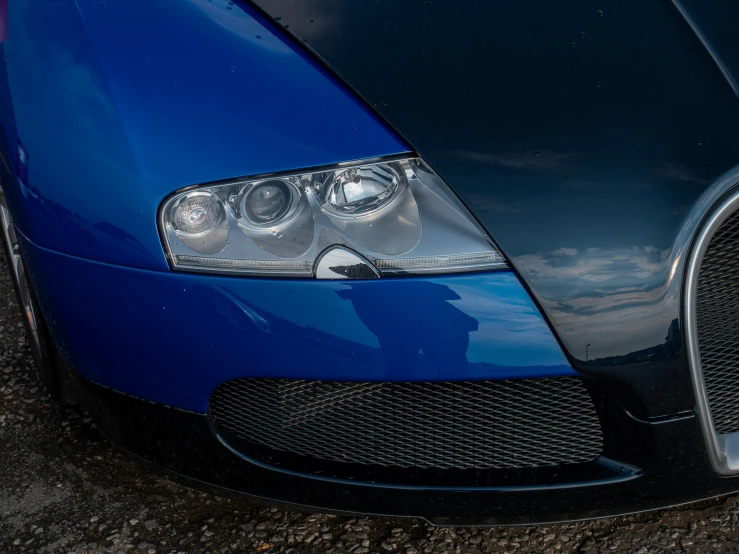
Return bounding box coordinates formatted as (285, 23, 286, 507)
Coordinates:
(2, 252, 739, 553)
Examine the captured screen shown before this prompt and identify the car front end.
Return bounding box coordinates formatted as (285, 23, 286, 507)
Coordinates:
(2, 0, 739, 525)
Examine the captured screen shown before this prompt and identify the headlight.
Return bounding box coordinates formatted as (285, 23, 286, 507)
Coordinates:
(159, 157, 507, 278)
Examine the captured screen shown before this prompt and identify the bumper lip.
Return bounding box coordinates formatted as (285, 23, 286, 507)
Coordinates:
(213, 429, 643, 492)
(120, 439, 738, 528)
(75, 372, 738, 525)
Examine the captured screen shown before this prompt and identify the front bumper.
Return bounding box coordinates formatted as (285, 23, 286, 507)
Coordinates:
(80, 376, 735, 525)
(19, 236, 739, 522)
(19, 236, 573, 412)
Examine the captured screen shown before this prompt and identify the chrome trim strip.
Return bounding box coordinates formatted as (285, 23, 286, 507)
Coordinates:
(314, 246, 380, 280)
(684, 187, 739, 475)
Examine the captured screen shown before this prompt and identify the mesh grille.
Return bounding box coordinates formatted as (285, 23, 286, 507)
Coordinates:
(210, 377, 603, 470)
(697, 209, 739, 434)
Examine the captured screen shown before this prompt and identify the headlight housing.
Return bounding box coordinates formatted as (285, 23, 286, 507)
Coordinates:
(160, 157, 507, 278)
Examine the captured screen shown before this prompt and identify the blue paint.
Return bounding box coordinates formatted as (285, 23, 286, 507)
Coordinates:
(20, 237, 575, 413)
(15, 139, 26, 185)
(0, 0, 408, 269)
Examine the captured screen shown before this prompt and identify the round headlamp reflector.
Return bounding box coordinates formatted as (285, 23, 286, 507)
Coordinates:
(171, 192, 222, 235)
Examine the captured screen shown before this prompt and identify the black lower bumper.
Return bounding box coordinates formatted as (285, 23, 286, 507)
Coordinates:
(76, 377, 739, 525)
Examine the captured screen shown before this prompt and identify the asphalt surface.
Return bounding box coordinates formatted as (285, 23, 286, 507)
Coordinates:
(3, 253, 739, 553)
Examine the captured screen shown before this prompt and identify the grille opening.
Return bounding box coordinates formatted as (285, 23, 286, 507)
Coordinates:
(210, 377, 603, 475)
(697, 208, 739, 434)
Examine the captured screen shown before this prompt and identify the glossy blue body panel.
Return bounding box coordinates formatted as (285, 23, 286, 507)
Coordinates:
(0, 0, 408, 269)
(20, 236, 574, 412)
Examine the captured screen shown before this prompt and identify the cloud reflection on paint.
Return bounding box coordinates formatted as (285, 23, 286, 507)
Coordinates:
(513, 244, 678, 360)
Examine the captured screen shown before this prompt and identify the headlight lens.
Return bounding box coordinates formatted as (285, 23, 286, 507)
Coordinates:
(160, 157, 507, 277)
(171, 192, 222, 235)
(243, 180, 293, 224)
(321, 164, 400, 215)
(167, 191, 228, 255)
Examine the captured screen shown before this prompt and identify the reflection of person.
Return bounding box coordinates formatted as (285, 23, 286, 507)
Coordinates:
(337, 281, 478, 372)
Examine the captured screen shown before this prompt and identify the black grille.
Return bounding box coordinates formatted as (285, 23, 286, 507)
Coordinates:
(210, 377, 603, 471)
(697, 209, 739, 434)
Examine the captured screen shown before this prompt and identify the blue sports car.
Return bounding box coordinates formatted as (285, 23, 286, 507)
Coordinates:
(2, 0, 739, 524)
